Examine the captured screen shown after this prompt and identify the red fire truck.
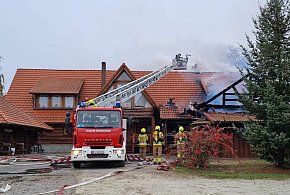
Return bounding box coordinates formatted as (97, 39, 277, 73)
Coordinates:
(65, 54, 189, 168)
(67, 106, 126, 168)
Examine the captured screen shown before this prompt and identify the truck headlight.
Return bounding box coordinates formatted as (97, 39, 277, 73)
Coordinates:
(114, 150, 123, 155)
(72, 150, 82, 155)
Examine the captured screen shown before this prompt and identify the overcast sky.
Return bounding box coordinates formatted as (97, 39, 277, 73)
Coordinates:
(0, 0, 266, 92)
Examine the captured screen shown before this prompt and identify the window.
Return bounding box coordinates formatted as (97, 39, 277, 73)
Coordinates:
(35, 95, 75, 109)
(52, 96, 61, 108)
(117, 71, 131, 81)
(122, 99, 132, 109)
(39, 96, 48, 108)
(65, 96, 74, 108)
(105, 74, 153, 109)
(134, 93, 151, 107)
(115, 83, 132, 109)
(76, 110, 121, 128)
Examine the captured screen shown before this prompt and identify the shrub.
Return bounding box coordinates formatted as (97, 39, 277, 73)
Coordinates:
(169, 125, 239, 168)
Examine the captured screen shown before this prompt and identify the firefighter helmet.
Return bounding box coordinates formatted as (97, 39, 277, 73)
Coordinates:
(88, 99, 95, 105)
(179, 126, 184, 132)
(155, 125, 161, 131)
(141, 128, 146, 133)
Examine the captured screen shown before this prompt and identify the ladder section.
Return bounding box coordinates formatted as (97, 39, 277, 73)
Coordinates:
(90, 65, 167, 106)
(86, 54, 190, 107)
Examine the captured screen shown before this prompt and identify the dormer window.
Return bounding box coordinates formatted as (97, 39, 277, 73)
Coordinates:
(29, 77, 84, 110)
(34, 95, 76, 109)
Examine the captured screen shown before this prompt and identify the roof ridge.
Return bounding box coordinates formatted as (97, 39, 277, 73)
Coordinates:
(16, 68, 117, 71)
(16, 68, 236, 74)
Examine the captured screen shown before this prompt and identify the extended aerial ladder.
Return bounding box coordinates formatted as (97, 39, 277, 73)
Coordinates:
(68, 54, 190, 168)
(84, 54, 190, 107)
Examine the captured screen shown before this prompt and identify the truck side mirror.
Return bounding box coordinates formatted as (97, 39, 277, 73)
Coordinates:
(65, 112, 72, 134)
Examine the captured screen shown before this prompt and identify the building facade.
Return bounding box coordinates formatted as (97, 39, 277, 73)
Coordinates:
(4, 63, 256, 157)
(5, 63, 204, 153)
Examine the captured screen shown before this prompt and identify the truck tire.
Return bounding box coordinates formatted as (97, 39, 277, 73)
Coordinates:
(73, 162, 81, 168)
(118, 160, 125, 167)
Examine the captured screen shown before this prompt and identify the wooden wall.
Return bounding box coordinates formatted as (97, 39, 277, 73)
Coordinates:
(38, 124, 72, 144)
(233, 133, 258, 158)
(0, 126, 39, 153)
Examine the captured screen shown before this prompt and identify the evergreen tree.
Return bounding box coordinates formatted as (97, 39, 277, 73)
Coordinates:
(240, 0, 290, 167)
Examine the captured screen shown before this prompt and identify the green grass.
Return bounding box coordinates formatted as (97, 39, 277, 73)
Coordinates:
(174, 160, 290, 180)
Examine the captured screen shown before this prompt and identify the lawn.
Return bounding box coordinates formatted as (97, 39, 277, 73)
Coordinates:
(174, 159, 290, 180)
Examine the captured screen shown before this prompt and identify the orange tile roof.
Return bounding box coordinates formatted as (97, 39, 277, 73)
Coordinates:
(6, 69, 116, 123)
(6, 67, 237, 124)
(0, 97, 53, 130)
(160, 107, 192, 119)
(204, 112, 256, 123)
(132, 71, 205, 111)
(100, 64, 207, 110)
(30, 77, 84, 94)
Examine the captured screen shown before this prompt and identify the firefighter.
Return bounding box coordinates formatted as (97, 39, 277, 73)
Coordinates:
(88, 99, 96, 107)
(152, 125, 164, 164)
(137, 128, 149, 159)
(174, 126, 187, 158)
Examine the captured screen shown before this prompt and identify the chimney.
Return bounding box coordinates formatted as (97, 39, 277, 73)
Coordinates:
(166, 98, 176, 108)
(101, 62, 106, 88)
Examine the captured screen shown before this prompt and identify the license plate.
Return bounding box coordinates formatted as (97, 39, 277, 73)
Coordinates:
(91, 151, 104, 154)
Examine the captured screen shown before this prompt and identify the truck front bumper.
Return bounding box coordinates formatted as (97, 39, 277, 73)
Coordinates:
(71, 146, 125, 162)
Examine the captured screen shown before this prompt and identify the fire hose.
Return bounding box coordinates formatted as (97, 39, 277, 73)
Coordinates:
(37, 167, 143, 195)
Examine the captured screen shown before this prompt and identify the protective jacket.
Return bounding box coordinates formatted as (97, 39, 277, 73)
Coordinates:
(153, 131, 164, 146)
(174, 132, 187, 144)
(138, 134, 148, 147)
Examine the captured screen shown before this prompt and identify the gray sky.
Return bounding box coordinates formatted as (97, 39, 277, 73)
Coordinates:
(0, 0, 266, 92)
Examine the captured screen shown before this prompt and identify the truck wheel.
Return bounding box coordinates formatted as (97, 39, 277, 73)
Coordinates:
(118, 160, 125, 167)
(73, 162, 81, 168)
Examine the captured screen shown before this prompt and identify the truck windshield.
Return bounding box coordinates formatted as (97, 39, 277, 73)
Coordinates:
(76, 110, 121, 128)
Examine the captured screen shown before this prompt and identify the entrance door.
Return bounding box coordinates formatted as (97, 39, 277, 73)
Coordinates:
(126, 118, 151, 154)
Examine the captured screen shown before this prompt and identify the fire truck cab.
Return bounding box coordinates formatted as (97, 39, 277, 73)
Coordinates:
(67, 106, 126, 168)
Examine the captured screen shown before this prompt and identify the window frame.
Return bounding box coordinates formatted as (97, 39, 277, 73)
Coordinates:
(34, 94, 76, 110)
(64, 96, 74, 109)
(51, 96, 61, 108)
(38, 95, 49, 109)
(110, 80, 151, 109)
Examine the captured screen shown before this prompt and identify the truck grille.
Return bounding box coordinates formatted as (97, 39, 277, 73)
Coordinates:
(85, 141, 112, 145)
(87, 154, 109, 158)
(91, 146, 106, 149)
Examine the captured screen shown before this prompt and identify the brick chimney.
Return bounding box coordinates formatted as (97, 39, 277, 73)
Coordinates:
(101, 62, 106, 88)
